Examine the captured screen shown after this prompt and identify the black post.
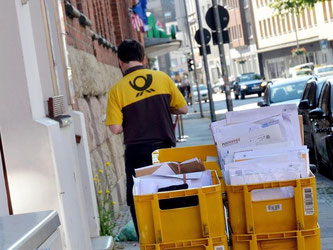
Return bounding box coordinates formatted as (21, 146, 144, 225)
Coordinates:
(194, 0, 216, 122)
(211, 0, 233, 111)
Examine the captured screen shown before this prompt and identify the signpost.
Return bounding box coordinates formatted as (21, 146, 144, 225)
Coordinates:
(206, 2, 233, 111)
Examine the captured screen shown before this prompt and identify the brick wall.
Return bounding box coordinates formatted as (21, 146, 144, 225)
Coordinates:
(63, 0, 143, 67)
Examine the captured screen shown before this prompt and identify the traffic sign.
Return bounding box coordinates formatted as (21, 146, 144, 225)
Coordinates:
(205, 6, 229, 30)
(194, 28, 211, 45)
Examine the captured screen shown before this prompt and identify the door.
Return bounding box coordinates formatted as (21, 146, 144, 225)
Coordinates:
(300, 81, 316, 151)
(314, 82, 332, 165)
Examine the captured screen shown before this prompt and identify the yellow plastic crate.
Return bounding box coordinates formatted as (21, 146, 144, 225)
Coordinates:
(157, 144, 218, 162)
(155, 145, 225, 193)
(141, 235, 229, 250)
(232, 227, 320, 250)
(226, 174, 318, 234)
(134, 171, 226, 245)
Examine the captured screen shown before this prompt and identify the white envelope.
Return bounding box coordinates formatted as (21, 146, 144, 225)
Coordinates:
(225, 104, 301, 146)
(133, 170, 213, 195)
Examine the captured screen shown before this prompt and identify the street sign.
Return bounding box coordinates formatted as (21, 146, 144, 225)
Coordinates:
(194, 28, 211, 45)
(205, 6, 229, 30)
(199, 45, 211, 55)
(212, 30, 230, 44)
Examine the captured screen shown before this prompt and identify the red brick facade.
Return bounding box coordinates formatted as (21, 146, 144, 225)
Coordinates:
(63, 0, 144, 66)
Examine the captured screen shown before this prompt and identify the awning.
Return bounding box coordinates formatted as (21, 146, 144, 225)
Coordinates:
(144, 37, 182, 58)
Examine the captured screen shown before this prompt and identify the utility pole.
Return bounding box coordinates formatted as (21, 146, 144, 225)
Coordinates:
(183, 0, 203, 117)
(194, 0, 216, 122)
(211, 0, 233, 111)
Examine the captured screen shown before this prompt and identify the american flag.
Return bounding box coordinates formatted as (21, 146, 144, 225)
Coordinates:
(131, 13, 144, 31)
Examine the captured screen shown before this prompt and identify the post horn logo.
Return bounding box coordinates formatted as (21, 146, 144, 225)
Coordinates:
(129, 74, 155, 97)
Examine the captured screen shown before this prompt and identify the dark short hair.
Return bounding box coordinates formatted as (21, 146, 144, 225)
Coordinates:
(117, 39, 145, 63)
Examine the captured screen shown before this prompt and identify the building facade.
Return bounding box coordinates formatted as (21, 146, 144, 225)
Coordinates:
(251, 0, 333, 79)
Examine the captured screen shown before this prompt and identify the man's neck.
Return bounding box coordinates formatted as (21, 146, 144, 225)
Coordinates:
(122, 61, 144, 72)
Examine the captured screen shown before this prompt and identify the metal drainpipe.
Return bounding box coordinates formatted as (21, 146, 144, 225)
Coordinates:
(53, 0, 76, 106)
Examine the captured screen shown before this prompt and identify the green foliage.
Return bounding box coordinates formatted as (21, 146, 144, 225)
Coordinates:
(98, 198, 116, 236)
(94, 163, 117, 236)
(269, 0, 324, 15)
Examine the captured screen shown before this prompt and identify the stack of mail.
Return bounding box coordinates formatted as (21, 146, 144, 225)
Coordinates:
(133, 158, 213, 196)
(211, 104, 309, 187)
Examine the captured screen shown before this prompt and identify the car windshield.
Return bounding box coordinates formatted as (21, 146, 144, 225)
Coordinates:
(237, 73, 261, 82)
(194, 85, 207, 91)
(317, 67, 333, 73)
(270, 80, 307, 103)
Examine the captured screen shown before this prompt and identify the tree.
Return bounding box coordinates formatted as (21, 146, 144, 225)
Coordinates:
(270, 0, 324, 15)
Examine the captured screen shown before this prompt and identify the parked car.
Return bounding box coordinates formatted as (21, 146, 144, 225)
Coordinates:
(258, 76, 313, 107)
(298, 76, 330, 163)
(308, 78, 333, 178)
(193, 85, 209, 103)
(314, 65, 333, 77)
(289, 62, 314, 78)
(233, 73, 264, 99)
(212, 78, 225, 93)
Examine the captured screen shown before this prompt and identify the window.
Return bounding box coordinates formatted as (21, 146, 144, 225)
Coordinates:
(238, 24, 243, 38)
(312, 9, 317, 25)
(286, 14, 291, 32)
(307, 9, 312, 26)
(302, 13, 307, 28)
(272, 17, 277, 35)
(297, 15, 301, 29)
(263, 19, 268, 37)
(328, 0, 333, 19)
(259, 21, 264, 38)
(276, 16, 282, 34)
(319, 83, 331, 114)
(281, 16, 286, 33)
(171, 59, 178, 68)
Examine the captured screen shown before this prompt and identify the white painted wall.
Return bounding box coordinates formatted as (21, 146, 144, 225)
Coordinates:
(0, 153, 9, 216)
(71, 111, 100, 237)
(0, 1, 94, 249)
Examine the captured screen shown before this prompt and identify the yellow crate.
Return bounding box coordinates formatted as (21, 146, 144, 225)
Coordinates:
(141, 235, 229, 250)
(232, 227, 320, 250)
(134, 171, 226, 245)
(226, 174, 318, 234)
(155, 145, 225, 193)
(157, 144, 218, 162)
(204, 161, 226, 194)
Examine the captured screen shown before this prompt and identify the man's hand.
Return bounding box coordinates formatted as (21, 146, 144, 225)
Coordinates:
(171, 105, 188, 115)
(109, 125, 123, 134)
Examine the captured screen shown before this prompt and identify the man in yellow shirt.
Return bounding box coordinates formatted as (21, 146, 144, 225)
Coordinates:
(105, 39, 188, 237)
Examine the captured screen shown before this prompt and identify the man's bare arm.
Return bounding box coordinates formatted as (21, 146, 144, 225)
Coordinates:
(109, 124, 123, 134)
(171, 105, 188, 115)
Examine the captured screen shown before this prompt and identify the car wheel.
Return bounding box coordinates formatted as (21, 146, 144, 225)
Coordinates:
(235, 94, 239, 100)
(241, 92, 245, 99)
(258, 92, 262, 97)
